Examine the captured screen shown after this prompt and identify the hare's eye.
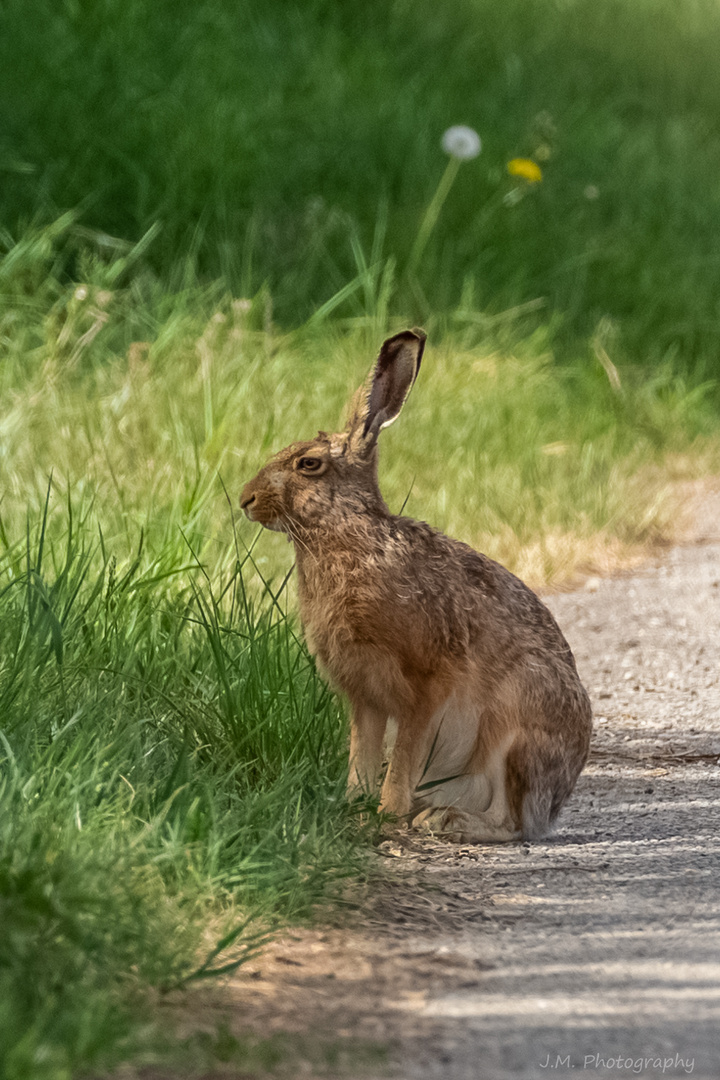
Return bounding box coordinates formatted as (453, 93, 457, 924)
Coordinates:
(296, 456, 323, 473)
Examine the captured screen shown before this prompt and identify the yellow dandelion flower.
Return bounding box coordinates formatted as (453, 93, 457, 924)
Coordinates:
(507, 158, 543, 183)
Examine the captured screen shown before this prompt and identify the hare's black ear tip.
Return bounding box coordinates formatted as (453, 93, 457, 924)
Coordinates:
(409, 329, 427, 368)
(385, 327, 426, 343)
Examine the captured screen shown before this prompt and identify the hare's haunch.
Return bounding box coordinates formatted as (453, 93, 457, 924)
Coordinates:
(241, 331, 592, 842)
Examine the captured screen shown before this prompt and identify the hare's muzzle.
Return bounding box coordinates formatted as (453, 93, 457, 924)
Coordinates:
(240, 485, 257, 520)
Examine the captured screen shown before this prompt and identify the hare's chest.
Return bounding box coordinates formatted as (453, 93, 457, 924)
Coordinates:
(297, 579, 360, 664)
(296, 560, 384, 679)
(301, 608, 409, 715)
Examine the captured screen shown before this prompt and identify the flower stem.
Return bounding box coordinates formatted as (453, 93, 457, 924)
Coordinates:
(407, 155, 462, 278)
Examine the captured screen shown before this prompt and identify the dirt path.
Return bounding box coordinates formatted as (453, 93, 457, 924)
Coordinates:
(209, 492, 720, 1080)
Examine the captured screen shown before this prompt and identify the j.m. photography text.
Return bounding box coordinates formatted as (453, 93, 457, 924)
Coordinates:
(539, 1052, 695, 1074)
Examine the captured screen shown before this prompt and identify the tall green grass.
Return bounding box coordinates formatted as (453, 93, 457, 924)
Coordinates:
(0, 486, 371, 1075)
(3, 0, 720, 365)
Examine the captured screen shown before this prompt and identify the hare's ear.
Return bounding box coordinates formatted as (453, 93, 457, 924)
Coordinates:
(347, 329, 426, 455)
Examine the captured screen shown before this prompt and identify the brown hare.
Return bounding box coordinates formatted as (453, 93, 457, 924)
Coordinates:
(240, 330, 592, 842)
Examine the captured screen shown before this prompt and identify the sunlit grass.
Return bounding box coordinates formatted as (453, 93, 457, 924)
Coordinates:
(2, 225, 718, 587)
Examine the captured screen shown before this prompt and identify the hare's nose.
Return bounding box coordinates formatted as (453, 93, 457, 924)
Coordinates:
(240, 479, 257, 516)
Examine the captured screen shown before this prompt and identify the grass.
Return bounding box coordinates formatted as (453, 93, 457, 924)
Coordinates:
(0, 486, 372, 1078)
(1, 223, 719, 1074)
(2, 219, 719, 585)
(4, 0, 720, 366)
(0, 230, 382, 1068)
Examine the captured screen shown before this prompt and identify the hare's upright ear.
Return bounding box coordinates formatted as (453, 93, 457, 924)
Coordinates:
(346, 329, 426, 455)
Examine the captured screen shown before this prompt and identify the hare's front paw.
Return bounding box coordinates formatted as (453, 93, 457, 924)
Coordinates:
(412, 806, 466, 842)
(413, 806, 522, 844)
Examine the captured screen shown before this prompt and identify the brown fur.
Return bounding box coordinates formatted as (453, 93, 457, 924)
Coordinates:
(240, 330, 592, 842)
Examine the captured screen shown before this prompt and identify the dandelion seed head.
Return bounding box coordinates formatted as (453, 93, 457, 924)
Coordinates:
(584, 184, 600, 200)
(442, 126, 481, 161)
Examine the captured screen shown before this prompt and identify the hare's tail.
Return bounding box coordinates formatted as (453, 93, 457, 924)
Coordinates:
(506, 725, 591, 840)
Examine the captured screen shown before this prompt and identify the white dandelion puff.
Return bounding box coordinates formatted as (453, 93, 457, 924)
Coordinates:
(441, 125, 482, 161)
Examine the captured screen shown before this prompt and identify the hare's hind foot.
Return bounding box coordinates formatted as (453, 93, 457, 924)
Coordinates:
(412, 806, 522, 845)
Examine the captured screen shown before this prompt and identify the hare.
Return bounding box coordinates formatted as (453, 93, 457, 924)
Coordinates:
(240, 330, 592, 842)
